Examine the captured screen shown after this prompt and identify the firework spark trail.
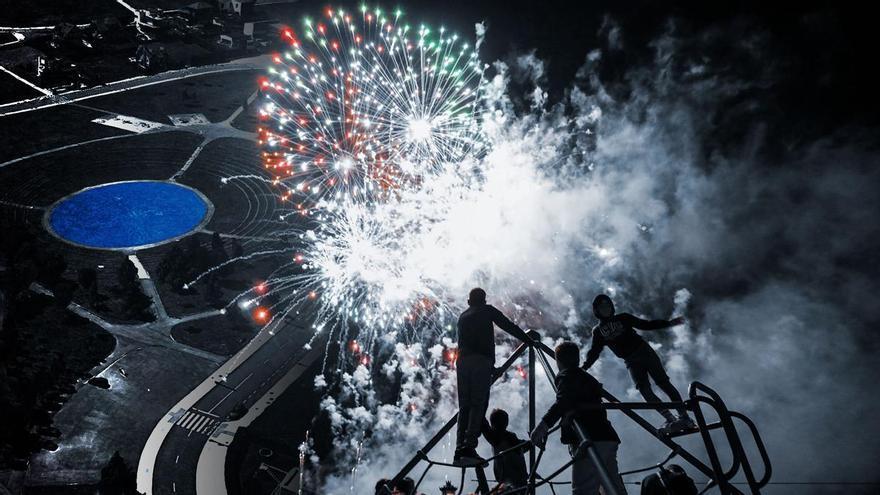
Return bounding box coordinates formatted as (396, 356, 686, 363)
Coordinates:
(183, 248, 295, 289)
(259, 5, 487, 207)
(218, 6, 504, 365)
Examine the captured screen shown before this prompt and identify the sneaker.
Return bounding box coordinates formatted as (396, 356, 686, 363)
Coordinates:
(659, 417, 698, 436)
(453, 447, 486, 466)
(658, 418, 678, 436)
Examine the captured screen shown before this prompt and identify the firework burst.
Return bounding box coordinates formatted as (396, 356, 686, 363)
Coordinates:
(259, 5, 488, 208)
(215, 6, 497, 360)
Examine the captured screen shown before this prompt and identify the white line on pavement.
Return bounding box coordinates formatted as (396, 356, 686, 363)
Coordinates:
(0, 66, 52, 96)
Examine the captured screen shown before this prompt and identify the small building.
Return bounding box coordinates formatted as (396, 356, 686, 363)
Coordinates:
(0, 46, 48, 79)
(183, 2, 216, 22)
(135, 44, 168, 72)
(217, 0, 254, 17)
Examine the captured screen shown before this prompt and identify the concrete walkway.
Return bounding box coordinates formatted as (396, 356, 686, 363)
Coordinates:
(31, 252, 226, 364)
(0, 55, 269, 117)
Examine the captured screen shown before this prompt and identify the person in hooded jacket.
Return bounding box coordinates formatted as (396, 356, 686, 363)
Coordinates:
(583, 294, 695, 434)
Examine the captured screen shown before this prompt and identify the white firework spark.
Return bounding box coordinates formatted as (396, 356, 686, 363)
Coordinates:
(259, 5, 487, 207)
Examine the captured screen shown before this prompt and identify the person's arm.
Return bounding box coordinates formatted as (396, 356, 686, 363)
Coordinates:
(541, 374, 581, 427)
(620, 312, 685, 331)
(489, 305, 531, 343)
(582, 330, 605, 370)
(481, 418, 500, 446)
(534, 376, 576, 448)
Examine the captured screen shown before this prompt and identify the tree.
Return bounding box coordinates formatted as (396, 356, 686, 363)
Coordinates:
(77, 267, 99, 306)
(36, 250, 67, 289)
(156, 245, 183, 284)
(53, 280, 76, 310)
(116, 259, 138, 293)
(98, 451, 143, 495)
(115, 259, 152, 321)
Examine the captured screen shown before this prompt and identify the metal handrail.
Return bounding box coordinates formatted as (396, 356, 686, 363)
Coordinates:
(388, 341, 531, 493)
(389, 336, 770, 495)
(690, 381, 761, 493)
(728, 411, 772, 488)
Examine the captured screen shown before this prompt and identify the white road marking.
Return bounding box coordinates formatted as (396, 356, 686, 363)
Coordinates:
(93, 114, 165, 133)
(175, 409, 220, 436)
(0, 66, 51, 96)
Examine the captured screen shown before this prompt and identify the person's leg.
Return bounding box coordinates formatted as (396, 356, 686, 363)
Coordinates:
(627, 353, 675, 422)
(594, 441, 627, 495)
(463, 355, 493, 449)
(456, 360, 471, 450)
(644, 348, 689, 417)
(570, 445, 600, 495)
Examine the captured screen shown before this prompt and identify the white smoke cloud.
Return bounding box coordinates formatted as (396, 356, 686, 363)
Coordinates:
(310, 15, 880, 495)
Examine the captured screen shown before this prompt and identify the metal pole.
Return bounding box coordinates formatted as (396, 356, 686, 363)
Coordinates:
(528, 343, 536, 495)
(571, 421, 623, 495)
(390, 343, 530, 486)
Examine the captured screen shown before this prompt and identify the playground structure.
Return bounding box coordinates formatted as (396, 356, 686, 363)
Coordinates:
(388, 331, 772, 494)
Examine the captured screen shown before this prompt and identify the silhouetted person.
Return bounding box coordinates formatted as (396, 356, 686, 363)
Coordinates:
(394, 477, 415, 495)
(375, 477, 416, 495)
(481, 409, 528, 489)
(375, 479, 392, 495)
(455, 288, 530, 464)
(583, 294, 694, 434)
(640, 464, 698, 495)
(531, 341, 626, 495)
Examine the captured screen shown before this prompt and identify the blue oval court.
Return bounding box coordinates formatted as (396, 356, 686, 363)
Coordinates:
(46, 181, 213, 250)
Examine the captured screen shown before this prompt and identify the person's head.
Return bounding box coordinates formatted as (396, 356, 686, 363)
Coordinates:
(592, 294, 615, 319)
(489, 408, 509, 431)
(374, 479, 392, 495)
(555, 341, 580, 371)
(392, 477, 415, 495)
(468, 287, 487, 306)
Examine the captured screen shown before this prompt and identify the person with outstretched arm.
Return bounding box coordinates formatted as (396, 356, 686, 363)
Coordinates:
(583, 294, 695, 434)
(530, 341, 627, 495)
(455, 288, 530, 465)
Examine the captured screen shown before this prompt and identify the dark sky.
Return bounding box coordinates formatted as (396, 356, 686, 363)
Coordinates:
(270, 0, 880, 136)
(406, 0, 877, 136)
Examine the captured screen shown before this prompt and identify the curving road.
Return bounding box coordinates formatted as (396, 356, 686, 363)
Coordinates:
(140, 316, 323, 495)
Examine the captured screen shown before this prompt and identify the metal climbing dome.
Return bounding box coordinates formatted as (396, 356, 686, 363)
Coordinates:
(384, 331, 772, 494)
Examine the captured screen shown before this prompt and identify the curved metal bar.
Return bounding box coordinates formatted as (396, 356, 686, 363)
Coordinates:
(691, 382, 756, 489)
(390, 342, 530, 488)
(690, 394, 736, 493)
(618, 449, 678, 477)
(729, 411, 773, 488)
(600, 389, 736, 492)
(531, 458, 577, 489)
(413, 463, 432, 492)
